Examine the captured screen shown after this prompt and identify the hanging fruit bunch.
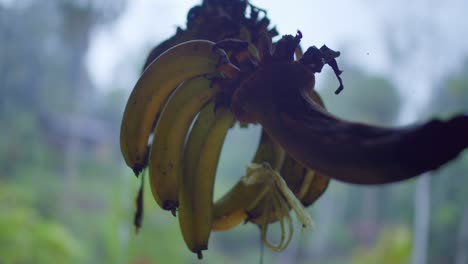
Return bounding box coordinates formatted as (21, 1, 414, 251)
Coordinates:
(120, 0, 468, 259)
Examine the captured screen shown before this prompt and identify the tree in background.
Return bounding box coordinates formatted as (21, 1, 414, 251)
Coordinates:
(0, 1, 128, 263)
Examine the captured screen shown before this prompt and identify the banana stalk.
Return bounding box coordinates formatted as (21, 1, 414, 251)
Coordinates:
(231, 61, 468, 184)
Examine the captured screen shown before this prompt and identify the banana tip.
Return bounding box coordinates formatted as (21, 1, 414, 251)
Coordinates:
(132, 166, 144, 177)
(196, 251, 203, 260)
(162, 201, 178, 216)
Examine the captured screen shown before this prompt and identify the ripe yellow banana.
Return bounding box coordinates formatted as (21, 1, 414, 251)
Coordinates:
(120, 40, 227, 175)
(178, 102, 235, 259)
(147, 77, 215, 214)
(211, 165, 271, 231)
(212, 130, 285, 231)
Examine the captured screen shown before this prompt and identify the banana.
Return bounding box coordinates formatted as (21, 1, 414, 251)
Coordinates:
(301, 171, 330, 207)
(211, 130, 285, 231)
(178, 102, 235, 259)
(211, 165, 272, 231)
(232, 48, 468, 184)
(297, 170, 315, 199)
(147, 77, 215, 214)
(120, 40, 227, 175)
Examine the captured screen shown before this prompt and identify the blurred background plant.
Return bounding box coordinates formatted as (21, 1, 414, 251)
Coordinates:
(1, 0, 467, 263)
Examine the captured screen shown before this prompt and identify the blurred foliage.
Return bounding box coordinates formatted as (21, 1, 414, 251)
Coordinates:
(351, 226, 412, 264)
(1, 1, 468, 263)
(0, 183, 85, 263)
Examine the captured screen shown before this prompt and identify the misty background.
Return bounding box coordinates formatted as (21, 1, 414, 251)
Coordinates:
(1, 0, 468, 263)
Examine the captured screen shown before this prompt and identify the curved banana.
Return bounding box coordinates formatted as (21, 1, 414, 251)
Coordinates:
(211, 165, 271, 231)
(212, 130, 285, 231)
(301, 171, 330, 207)
(178, 102, 234, 259)
(147, 77, 215, 214)
(120, 40, 226, 175)
(297, 170, 315, 200)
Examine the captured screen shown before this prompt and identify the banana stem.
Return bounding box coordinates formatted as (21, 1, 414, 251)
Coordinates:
(259, 90, 468, 185)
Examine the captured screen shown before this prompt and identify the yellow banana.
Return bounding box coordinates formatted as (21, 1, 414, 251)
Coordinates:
(211, 165, 271, 231)
(120, 40, 226, 175)
(147, 77, 215, 214)
(178, 102, 234, 259)
(211, 129, 285, 231)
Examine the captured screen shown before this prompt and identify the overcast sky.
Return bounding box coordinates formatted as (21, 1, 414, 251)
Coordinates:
(86, 0, 390, 90)
(86, 0, 468, 122)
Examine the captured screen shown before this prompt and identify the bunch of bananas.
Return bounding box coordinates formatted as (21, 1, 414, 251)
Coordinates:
(120, 1, 333, 259)
(120, 0, 468, 259)
(120, 36, 330, 258)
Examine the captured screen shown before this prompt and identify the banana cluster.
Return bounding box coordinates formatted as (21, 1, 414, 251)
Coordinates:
(119, 1, 333, 259)
(122, 0, 468, 258)
(119, 37, 331, 258)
